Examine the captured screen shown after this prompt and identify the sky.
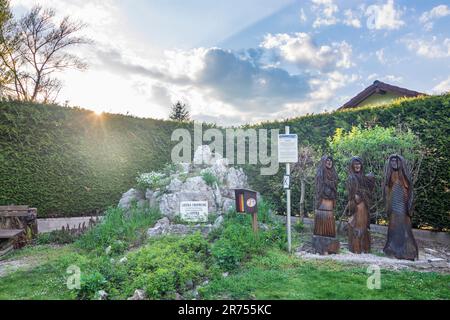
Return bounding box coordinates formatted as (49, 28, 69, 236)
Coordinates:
(10, 0, 450, 125)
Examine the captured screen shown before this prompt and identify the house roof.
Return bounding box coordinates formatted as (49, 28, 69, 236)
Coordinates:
(339, 80, 425, 110)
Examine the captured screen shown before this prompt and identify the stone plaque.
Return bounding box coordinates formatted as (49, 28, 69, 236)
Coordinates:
(180, 201, 208, 222)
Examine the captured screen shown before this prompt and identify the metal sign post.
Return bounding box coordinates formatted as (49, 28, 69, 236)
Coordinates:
(278, 126, 298, 254)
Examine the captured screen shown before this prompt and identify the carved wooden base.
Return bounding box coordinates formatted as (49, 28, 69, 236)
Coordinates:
(312, 235, 340, 255)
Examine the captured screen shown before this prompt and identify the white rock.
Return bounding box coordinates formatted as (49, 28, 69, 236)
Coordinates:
(222, 272, 229, 278)
(97, 290, 108, 300)
(128, 289, 147, 300)
(145, 189, 160, 208)
(193, 145, 213, 166)
(167, 178, 183, 192)
(105, 246, 112, 255)
(119, 257, 128, 264)
(226, 167, 247, 189)
(147, 217, 171, 237)
(118, 188, 145, 210)
(222, 198, 235, 212)
(213, 216, 224, 230)
(424, 248, 439, 255)
(178, 162, 191, 174)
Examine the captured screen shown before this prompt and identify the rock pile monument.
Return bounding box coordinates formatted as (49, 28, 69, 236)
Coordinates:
(118, 145, 249, 223)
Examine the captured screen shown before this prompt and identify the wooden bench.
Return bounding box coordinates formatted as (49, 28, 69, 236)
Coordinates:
(0, 206, 38, 256)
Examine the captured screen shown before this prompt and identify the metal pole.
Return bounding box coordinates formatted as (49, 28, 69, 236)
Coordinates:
(285, 126, 292, 253)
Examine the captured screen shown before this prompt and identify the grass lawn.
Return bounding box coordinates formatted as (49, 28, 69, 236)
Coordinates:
(200, 249, 450, 300)
(0, 206, 449, 300)
(1, 244, 449, 300)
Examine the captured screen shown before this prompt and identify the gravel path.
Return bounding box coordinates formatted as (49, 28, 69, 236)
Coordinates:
(295, 229, 450, 273)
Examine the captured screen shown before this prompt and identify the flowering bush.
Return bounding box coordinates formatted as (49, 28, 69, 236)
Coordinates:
(136, 172, 166, 190)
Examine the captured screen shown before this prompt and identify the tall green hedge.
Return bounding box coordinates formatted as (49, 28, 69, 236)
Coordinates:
(0, 101, 185, 217)
(246, 95, 450, 231)
(0, 95, 449, 230)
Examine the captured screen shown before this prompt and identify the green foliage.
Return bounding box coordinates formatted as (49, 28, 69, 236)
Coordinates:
(293, 219, 305, 233)
(201, 170, 219, 187)
(247, 95, 450, 230)
(200, 248, 450, 300)
(76, 206, 160, 255)
(123, 234, 209, 299)
(211, 213, 286, 271)
(169, 101, 190, 122)
(36, 230, 80, 245)
(328, 126, 423, 222)
(78, 271, 107, 300)
(0, 101, 189, 217)
(0, 94, 448, 230)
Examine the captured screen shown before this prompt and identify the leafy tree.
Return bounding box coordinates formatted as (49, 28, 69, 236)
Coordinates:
(0, 5, 89, 102)
(291, 146, 320, 217)
(328, 126, 425, 224)
(169, 101, 190, 121)
(0, 0, 12, 96)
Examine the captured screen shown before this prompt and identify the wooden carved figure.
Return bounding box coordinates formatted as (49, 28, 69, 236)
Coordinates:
(312, 156, 340, 254)
(383, 154, 418, 260)
(346, 157, 374, 254)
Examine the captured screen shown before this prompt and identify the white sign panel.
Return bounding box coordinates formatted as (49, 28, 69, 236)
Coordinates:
(283, 175, 290, 189)
(278, 134, 298, 163)
(180, 201, 208, 222)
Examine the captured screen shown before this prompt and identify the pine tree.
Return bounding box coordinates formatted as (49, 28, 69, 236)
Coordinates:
(169, 101, 190, 121)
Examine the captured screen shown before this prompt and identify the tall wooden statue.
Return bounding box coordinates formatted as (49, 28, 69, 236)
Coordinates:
(383, 154, 418, 260)
(312, 156, 340, 254)
(346, 156, 374, 254)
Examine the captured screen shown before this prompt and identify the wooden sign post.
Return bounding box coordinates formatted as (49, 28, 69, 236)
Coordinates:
(234, 189, 258, 233)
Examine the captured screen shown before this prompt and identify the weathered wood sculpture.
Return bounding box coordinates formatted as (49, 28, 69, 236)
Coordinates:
(383, 154, 418, 260)
(312, 156, 340, 254)
(346, 157, 374, 254)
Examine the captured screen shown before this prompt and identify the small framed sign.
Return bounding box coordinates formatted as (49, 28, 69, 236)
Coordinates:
(180, 201, 208, 222)
(283, 175, 290, 189)
(278, 134, 298, 163)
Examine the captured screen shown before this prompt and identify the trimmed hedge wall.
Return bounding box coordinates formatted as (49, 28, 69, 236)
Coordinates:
(0, 101, 185, 217)
(0, 95, 449, 230)
(246, 94, 450, 231)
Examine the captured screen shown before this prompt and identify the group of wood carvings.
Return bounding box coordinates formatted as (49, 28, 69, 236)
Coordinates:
(313, 154, 419, 261)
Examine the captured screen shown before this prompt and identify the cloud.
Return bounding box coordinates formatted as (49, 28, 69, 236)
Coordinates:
(299, 8, 307, 23)
(420, 5, 450, 30)
(365, 0, 404, 30)
(432, 76, 450, 93)
(403, 37, 450, 58)
(376, 49, 386, 64)
(343, 9, 362, 28)
(311, 0, 339, 28)
(261, 33, 354, 71)
(308, 71, 359, 101)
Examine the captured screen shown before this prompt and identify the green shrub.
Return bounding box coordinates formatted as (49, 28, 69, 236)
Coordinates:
(293, 219, 305, 233)
(76, 205, 160, 254)
(211, 214, 286, 271)
(246, 95, 450, 230)
(78, 271, 107, 300)
(201, 170, 219, 187)
(329, 126, 423, 223)
(36, 230, 80, 245)
(123, 234, 210, 299)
